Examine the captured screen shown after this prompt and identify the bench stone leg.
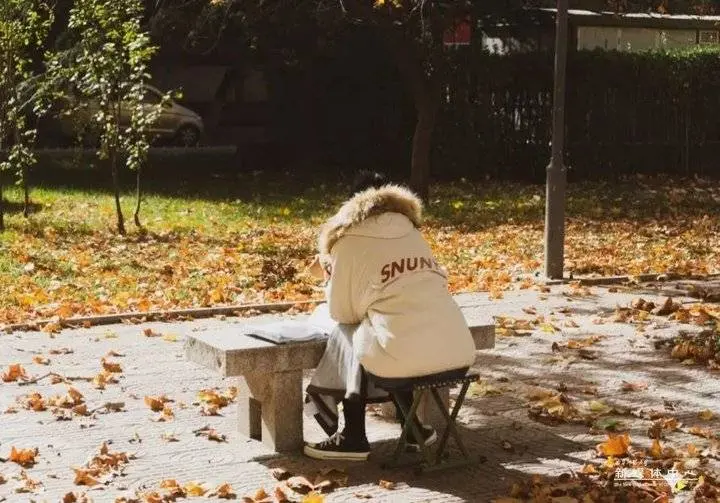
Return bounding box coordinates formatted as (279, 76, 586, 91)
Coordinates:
(378, 387, 450, 426)
(237, 370, 304, 453)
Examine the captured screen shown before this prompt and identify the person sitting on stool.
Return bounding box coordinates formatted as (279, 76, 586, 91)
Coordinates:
(303, 171, 476, 461)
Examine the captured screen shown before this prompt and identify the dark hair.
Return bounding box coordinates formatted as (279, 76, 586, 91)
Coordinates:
(350, 171, 388, 195)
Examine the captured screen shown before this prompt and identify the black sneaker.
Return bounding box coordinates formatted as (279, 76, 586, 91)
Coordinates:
(304, 432, 371, 461)
(406, 424, 437, 452)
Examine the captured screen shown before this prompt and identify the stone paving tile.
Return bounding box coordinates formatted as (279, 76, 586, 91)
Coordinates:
(1, 284, 719, 502)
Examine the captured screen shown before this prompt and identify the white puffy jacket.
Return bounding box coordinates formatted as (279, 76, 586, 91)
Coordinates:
(318, 184, 476, 378)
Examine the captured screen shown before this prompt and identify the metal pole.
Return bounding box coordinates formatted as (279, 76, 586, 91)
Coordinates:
(544, 0, 569, 280)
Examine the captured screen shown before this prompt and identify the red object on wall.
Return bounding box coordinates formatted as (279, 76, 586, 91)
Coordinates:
(443, 17, 472, 45)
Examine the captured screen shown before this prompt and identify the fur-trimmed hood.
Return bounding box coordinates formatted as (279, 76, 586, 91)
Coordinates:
(318, 184, 423, 255)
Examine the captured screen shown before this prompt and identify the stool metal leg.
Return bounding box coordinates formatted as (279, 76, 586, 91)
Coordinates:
(430, 381, 472, 465)
(384, 389, 434, 470)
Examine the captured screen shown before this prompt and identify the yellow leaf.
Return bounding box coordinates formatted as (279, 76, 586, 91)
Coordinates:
(32, 356, 50, 365)
(580, 464, 598, 474)
(540, 323, 557, 333)
(302, 492, 325, 503)
(587, 400, 612, 415)
(162, 333, 178, 342)
(197, 389, 230, 407)
(184, 481, 207, 497)
(596, 433, 631, 457)
(698, 409, 715, 421)
(468, 380, 503, 397)
(649, 438, 663, 458)
(144, 396, 165, 412)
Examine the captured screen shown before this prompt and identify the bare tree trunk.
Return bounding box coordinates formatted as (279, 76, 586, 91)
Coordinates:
(110, 102, 125, 235)
(22, 165, 30, 217)
(410, 93, 439, 202)
(14, 129, 30, 217)
(382, 28, 442, 203)
(133, 163, 142, 228)
(111, 150, 125, 234)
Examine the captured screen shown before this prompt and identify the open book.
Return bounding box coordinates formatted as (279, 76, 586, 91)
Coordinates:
(242, 303, 337, 344)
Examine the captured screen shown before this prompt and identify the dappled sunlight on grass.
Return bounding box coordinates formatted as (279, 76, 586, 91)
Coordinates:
(0, 175, 719, 325)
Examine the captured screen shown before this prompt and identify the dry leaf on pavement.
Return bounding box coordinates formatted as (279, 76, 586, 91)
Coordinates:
(596, 433, 631, 457)
(2, 364, 28, 383)
(699, 409, 716, 421)
(101, 358, 122, 373)
(144, 395, 172, 412)
(8, 447, 39, 467)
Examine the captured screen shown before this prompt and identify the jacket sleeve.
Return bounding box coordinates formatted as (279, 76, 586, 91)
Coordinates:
(324, 238, 363, 325)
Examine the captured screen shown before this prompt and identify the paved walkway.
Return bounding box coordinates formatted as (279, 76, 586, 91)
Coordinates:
(1, 283, 719, 502)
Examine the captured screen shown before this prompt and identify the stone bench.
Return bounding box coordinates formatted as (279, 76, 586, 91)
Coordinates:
(185, 318, 494, 453)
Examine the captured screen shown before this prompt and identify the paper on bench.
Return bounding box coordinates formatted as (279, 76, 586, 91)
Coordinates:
(242, 303, 336, 344)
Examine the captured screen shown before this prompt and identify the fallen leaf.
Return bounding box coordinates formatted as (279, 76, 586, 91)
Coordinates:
(314, 468, 348, 490)
(43, 321, 62, 334)
(649, 439, 663, 458)
(49, 348, 74, 355)
(193, 425, 227, 442)
(101, 358, 122, 373)
(286, 476, 315, 495)
(587, 400, 613, 415)
(302, 493, 325, 503)
(162, 334, 179, 342)
(14, 470, 43, 493)
(2, 364, 28, 382)
(8, 447, 38, 467)
(19, 392, 46, 412)
(271, 468, 292, 481)
(273, 487, 290, 502)
(73, 469, 100, 487)
(596, 433, 631, 457)
(151, 406, 174, 422)
(68, 387, 84, 405)
(378, 480, 396, 490)
(32, 356, 50, 365)
(621, 381, 648, 392)
(184, 481, 207, 497)
(699, 409, 715, 421)
(468, 380, 503, 397)
(160, 433, 179, 442)
(144, 396, 170, 412)
(567, 335, 603, 349)
(143, 328, 160, 337)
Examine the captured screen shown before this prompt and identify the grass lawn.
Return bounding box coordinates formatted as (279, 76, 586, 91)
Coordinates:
(0, 171, 719, 326)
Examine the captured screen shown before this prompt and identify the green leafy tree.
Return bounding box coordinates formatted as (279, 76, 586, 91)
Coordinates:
(0, 0, 53, 230)
(60, 0, 163, 234)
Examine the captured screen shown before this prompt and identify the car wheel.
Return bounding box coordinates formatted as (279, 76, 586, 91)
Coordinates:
(176, 125, 200, 147)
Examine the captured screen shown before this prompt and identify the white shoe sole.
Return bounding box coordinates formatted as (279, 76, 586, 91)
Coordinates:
(303, 444, 370, 461)
(407, 429, 438, 452)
